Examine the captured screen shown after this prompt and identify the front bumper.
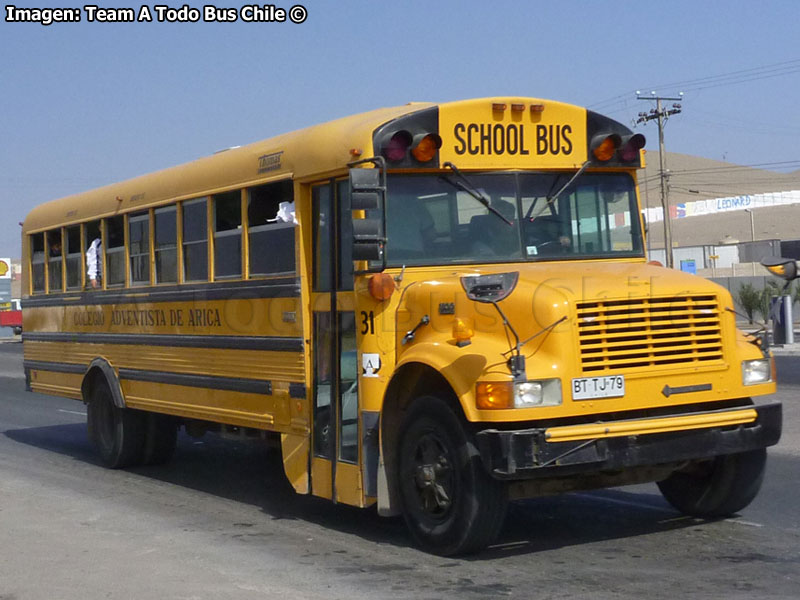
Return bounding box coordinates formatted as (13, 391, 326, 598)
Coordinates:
(475, 402, 782, 480)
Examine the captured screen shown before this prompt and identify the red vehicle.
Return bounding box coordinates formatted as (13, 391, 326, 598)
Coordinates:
(0, 309, 22, 335)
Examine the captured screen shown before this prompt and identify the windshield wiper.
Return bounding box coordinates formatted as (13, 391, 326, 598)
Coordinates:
(528, 160, 591, 222)
(441, 162, 513, 226)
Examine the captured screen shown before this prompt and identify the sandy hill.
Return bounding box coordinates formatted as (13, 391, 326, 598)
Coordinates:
(639, 152, 800, 247)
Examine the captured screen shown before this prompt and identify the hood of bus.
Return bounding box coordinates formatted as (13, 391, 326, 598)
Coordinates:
(396, 261, 761, 394)
(392, 259, 771, 421)
(395, 259, 735, 358)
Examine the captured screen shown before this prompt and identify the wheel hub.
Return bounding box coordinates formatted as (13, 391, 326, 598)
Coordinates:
(413, 440, 453, 514)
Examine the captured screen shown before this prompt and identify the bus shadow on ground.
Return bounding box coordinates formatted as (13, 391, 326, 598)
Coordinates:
(5, 421, 708, 556)
(482, 490, 694, 559)
(3, 423, 408, 547)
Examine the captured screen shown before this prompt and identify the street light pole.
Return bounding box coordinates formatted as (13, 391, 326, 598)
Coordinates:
(745, 208, 756, 275)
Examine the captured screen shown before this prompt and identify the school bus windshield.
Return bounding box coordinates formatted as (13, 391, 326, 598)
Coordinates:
(384, 171, 644, 266)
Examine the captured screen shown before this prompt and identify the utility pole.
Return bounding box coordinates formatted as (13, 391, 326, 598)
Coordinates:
(636, 92, 682, 268)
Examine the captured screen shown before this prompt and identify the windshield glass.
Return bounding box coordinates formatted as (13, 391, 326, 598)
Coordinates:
(383, 172, 643, 266)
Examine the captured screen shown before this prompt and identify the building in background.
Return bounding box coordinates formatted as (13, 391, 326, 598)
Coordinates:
(641, 152, 800, 247)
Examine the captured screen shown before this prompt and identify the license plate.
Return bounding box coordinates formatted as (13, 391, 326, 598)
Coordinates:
(571, 375, 625, 400)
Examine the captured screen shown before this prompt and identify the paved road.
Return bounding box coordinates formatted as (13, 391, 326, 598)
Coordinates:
(1, 341, 798, 599)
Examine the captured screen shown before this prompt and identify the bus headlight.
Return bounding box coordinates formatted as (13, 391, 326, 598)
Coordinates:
(477, 380, 561, 409)
(515, 379, 562, 407)
(742, 359, 772, 385)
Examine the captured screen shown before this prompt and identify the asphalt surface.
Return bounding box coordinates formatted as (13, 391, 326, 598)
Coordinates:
(1, 341, 798, 599)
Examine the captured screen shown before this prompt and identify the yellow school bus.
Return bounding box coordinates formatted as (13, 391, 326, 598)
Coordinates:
(21, 97, 782, 555)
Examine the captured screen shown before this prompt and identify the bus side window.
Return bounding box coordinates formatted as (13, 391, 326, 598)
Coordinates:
(312, 185, 332, 292)
(31, 233, 45, 294)
(65, 225, 81, 290)
(154, 205, 177, 284)
(84, 220, 102, 289)
(105, 215, 125, 287)
(248, 180, 295, 277)
(129, 212, 151, 286)
(213, 191, 242, 279)
(182, 198, 208, 282)
(336, 180, 354, 290)
(47, 229, 63, 293)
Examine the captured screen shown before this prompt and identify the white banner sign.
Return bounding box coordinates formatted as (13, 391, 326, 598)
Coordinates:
(644, 190, 800, 223)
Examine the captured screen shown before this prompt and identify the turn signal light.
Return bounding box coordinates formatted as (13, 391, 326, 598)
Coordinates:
(411, 133, 442, 163)
(368, 273, 395, 300)
(476, 382, 513, 409)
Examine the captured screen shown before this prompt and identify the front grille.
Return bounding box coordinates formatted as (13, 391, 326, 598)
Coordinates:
(576, 295, 724, 373)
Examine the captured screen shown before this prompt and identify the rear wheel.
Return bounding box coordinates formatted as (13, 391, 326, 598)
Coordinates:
(87, 380, 145, 469)
(657, 449, 767, 517)
(397, 396, 507, 555)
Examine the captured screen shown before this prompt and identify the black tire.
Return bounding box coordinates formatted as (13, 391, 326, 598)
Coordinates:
(87, 380, 145, 469)
(142, 413, 178, 466)
(657, 448, 767, 517)
(397, 395, 507, 555)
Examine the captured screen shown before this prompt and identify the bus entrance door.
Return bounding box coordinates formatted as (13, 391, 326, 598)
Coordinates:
(310, 181, 364, 506)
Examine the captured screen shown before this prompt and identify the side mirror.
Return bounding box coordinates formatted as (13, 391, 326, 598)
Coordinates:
(350, 169, 383, 210)
(761, 256, 799, 281)
(352, 219, 383, 260)
(349, 163, 386, 270)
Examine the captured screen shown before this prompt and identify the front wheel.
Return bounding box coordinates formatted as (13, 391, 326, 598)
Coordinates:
(657, 449, 767, 517)
(397, 396, 507, 555)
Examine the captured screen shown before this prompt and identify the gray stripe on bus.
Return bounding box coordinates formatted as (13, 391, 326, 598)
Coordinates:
(23, 332, 304, 352)
(118, 368, 275, 395)
(21, 277, 300, 308)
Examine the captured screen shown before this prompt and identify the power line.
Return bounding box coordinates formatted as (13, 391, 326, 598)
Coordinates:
(588, 58, 800, 112)
(638, 158, 800, 176)
(685, 108, 800, 136)
(642, 175, 800, 188)
(646, 59, 800, 93)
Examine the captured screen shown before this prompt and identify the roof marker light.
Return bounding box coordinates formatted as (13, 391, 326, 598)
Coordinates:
(492, 103, 507, 111)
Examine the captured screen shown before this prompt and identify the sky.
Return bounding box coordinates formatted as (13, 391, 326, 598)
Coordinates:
(1, 0, 799, 258)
